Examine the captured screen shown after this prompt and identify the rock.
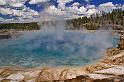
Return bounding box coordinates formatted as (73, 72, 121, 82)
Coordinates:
(88, 74, 113, 79)
(59, 69, 68, 80)
(1, 79, 10, 82)
(95, 66, 124, 75)
(0, 77, 4, 81)
(23, 70, 41, 81)
(26, 79, 36, 82)
(66, 68, 86, 79)
(107, 48, 121, 57)
(6, 72, 24, 81)
(0, 34, 11, 39)
(36, 68, 58, 82)
(93, 78, 114, 82)
(0, 69, 16, 78)
(118, 34, 124, 50)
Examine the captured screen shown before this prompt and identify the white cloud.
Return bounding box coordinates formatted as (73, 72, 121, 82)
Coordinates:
(29, 0, 50, 4)
(115, 4, 122, 9)
(98, 2, 115, 13)
(86, 4, 95, 9)
(79, 6, 87, 14)
(68, 6, 79, 14)
(57, 0, 73, 4)
(46, 3, 99, 19)
(58, 3, 66, 10)
(0, 0, 40, 22)
(0, 0, 123, 21)
(10, 3, 24, 7)
(0, 6, 39, 21)
(0, 17, 4, 20)
(0, 0, 6, 5)
(87, 8, 98, 16)
(99, 2, 114, 7)
(122, 5, 124, 10)
(46, 4, 88, 19)
(0, 0, 28, 6)
(0, 8, 13, 15)
(68, 5, 87, 15)
(47, 5, 67, 16)
(72, 2, 80, 7)
(84, 0, 92, 3)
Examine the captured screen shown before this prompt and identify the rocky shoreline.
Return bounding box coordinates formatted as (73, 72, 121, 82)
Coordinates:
(0, 32, 124, 82)
(0, 30, 21, 39)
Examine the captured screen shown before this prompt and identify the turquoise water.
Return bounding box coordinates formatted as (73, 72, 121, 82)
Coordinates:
(0, 30, 119, 68)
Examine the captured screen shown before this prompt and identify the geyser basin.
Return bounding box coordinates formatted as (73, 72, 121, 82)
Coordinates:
(0, 30, 119, 68)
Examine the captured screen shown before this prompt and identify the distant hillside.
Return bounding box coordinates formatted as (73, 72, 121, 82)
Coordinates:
(0, 22, 40, 30)
(66, 10, 124, 30)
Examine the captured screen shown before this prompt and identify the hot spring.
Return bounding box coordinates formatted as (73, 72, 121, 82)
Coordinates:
(0, 29, 119, 68)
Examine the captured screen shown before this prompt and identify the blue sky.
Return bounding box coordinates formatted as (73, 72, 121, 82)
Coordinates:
(0, 0, 123, 22)
(25, 0, 124, 12)
(91, 0, 124, 5)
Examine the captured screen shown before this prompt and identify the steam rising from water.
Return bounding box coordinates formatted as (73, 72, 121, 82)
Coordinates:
(0, 23, 119, 68)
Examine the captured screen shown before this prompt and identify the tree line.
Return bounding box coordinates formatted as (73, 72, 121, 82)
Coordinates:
(0, 22, 40, 31)
(66, 9, 124, 30)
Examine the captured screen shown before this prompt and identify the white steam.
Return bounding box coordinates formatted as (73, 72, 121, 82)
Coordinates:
(0, 22, 119, 67)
